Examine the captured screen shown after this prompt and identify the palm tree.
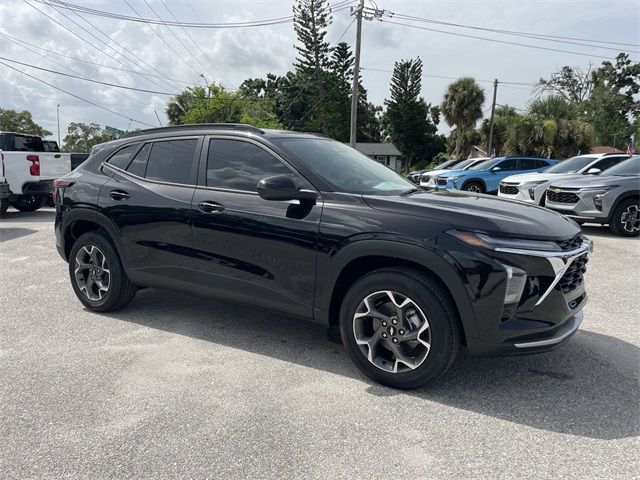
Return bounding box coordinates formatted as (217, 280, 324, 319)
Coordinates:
(166, 89, 198, 125)
(441, 77, 485, 158)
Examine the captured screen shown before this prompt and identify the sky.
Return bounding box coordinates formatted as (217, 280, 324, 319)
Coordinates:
(0, 0, 638, 144)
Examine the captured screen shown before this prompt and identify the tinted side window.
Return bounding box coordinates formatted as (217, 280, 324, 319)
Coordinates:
(145, 139, 197, 184)
(497, 159, 520, 171)
(207, 139, 293, 191)
(106, 143, 139, 170)
(12, 134, 45, 152)
(127, 143, 151, 177)
(592, 157, 626, 172)
(519, 159, 545, 170)
(536, 160, 550, 168)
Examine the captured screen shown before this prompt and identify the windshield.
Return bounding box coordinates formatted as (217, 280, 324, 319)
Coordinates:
(450, 158, 475, 170)
(603, 156, 640, 176)
(274, 138, 414, 194)
(467, 158, 496, 171)
(436, 158, 458, 169)
(546, 156, 597, 173)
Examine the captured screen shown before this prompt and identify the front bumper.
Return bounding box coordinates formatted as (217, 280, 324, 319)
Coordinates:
(545, 189, 612, 223)
(0, 181, 9, 199)
(440, 233, 592, 357)
(498, 183, 547, 205)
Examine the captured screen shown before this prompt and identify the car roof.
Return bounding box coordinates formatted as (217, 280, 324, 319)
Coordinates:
(123, 124, 326, 142)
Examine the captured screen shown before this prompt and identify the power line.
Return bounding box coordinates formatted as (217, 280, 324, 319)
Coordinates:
(34, 0, 356, 28)
(0, 31, 196, 86)
(0, 57, 176, 95)
(382, 19, 623, 61)
(0, 61, 156, 127)
(392, 13, 640, 53)
(23, 0, 181, 92)
(160, 0, 234, 87)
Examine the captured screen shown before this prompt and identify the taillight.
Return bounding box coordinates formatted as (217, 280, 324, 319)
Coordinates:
(27, 154, 40, 176)
(53, 179, 75, 188)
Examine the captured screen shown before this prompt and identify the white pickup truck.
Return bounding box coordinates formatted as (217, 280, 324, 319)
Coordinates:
(0, 131, 71, 214)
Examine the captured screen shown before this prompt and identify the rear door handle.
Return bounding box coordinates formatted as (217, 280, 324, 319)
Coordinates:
(198, 201, 225, 213)
(109, 190, 130, 200)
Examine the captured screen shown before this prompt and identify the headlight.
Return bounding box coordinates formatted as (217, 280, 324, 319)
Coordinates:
(447, 176, 461, 182)
(447, 230, 562, 252)
(578, 185, 619, 195)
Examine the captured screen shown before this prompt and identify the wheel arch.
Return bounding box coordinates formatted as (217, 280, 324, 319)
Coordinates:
(61, 208, 125, 265)
(460, 177, 487, 191)
(316, 240, 478, 341)
(607, 190, 640, 223)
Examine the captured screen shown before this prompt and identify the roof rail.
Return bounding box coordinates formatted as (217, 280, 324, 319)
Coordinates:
(123, 123, 265, 138)
(602, 151, 626, 156)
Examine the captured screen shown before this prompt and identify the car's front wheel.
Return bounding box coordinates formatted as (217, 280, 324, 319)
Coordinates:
(68, 232, 137, 311)
(610, 198, 640, 237)
(339, 268, 461, 389)
(462, 181, 484, 193)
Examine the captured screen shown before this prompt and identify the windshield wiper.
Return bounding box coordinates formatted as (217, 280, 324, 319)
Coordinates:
(400, 187, 420, 196)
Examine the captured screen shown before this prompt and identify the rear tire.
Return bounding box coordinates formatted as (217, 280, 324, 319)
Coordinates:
(0, 198, 9, 216)
(339, 268, 461, 389)
(462, 181, 484, 193)
(68, 231, 137, 312)
(12, 195, 43, 212)
(609, 198, 640, 237)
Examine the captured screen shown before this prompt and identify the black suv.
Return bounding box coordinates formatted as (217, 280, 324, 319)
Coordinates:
(55, 124, 592, 389)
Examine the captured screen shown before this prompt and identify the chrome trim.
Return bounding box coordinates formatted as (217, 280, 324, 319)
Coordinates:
(514, 311, 583, 348)
(496, 239, 592, 306)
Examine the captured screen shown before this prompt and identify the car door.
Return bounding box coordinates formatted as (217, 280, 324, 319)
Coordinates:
(487, 158, 521, 192)
(99, 136, 202, 289)
(190, 136, 322, 319)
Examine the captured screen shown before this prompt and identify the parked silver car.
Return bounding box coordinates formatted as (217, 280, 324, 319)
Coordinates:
(545, 156, 640, 236)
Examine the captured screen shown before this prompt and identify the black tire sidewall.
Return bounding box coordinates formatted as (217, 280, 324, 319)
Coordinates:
(12, 195, 43, 212)
(68, 232, 130, 311)
(610, 198, 640, 237)
(463, 181, 484, 193)
(339, 270, 459, 389)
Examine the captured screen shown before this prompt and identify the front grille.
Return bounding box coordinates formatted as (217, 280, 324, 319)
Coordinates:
(557, 234, 583, 252)
(437, 178, 448, 186)
(559, 254, 588, 293)
(420, 175, 431, 183)
(547, 189, 579, 204)
(500, 184, 519, 195)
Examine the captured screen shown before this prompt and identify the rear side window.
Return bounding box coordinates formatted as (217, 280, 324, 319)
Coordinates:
(519, 159, 545, 170)
(592, 156, 627, 172)
(206, 139, 293, 191)
(106, 143, 139, 170)
(497, 159, 520, 171)
(144, 139, 198, 184)
(11, 134, 45, 152)
(127, 143, 151, 177)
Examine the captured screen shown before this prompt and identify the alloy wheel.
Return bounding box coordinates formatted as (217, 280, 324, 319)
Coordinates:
(465, 184, 481, 193)
(621, 204, 639, 233)
(74, 245, 110, 301)
(352, 290, 431, 374)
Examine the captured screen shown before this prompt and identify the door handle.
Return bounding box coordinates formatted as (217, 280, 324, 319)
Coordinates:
(198, 201, 225, 213)
(109, 190, 130, 200)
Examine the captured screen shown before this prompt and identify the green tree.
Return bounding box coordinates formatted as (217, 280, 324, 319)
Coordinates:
(0, 108, 52, 137)
(441, 77, 486, 158)
(62, 122, 114, 152)
(166, 89, 198, 125)
(382, 58, 444, 169)
(481, 105, 519, 156)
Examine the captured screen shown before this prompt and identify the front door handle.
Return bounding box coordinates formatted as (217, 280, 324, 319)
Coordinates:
(198, 201, 225, 213)
(109, 190, 130, 200)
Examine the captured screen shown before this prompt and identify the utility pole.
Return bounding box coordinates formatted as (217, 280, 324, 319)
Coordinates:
(612, 133, 617, 152)
(487, 79, 498, 157)
(56, 104, 61, 147)
(349, 0, 364, 148)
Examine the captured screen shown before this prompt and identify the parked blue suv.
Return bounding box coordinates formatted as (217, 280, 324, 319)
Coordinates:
(435, 157, 557, 194)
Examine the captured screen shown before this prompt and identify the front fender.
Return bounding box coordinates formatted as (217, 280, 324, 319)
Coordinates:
(314, 238, 479, 339)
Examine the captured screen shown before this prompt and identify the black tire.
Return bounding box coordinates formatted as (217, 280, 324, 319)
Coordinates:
(462, 181, 484, 193)
(45, 194, 56, 208)
(609, 197, 640, 237)
(68, 231, 137, 312)
(339, 268, 461, 389)
(0, 198, 9, 216)
(12, 195, 43, 212)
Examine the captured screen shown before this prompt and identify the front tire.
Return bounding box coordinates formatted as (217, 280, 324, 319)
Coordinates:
(12, 195, 43, 212)
(462, 181, 484, 193)
(609, 198, 640, 237)
(68, 232, 137, 312)
(339, 268, 461, 389)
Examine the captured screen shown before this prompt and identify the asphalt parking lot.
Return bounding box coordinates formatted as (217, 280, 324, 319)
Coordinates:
(1, 207, 638, 479)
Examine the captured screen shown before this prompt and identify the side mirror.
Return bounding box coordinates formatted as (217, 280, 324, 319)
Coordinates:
(586, 168, 601, 175)
(257, 175, 318, 201)
(491, 167, 502, 172)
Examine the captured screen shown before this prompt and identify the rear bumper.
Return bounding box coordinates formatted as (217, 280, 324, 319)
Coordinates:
(22, 180, 54, 196)
(0, 182, 9, 199)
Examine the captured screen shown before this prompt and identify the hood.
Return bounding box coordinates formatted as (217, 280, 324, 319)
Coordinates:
(420, 168, 451, 177)
(549, 175, 640, 189)
(501, 172, 582, 184)
(364, 190, 580, 241)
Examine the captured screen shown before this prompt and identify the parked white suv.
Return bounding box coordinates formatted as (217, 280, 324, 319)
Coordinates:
(0, 150, 10, 214)
(498, 153, 629, 205)
(0, 132, 71, 213)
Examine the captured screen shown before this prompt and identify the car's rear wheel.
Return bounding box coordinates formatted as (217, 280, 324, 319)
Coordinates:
(339, 268, 461, 389)
(12, 195, 43, 212)
(68, 232, 137, 311)
(462, 181, 484, 193)
(0, 198, 9, 216)
(609, 198, 640, 237)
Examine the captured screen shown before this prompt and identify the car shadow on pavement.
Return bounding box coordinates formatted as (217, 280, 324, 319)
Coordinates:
(0, 208, 56, 223)
(104, 288, 639, 441)
(0, 227, 38, 242)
